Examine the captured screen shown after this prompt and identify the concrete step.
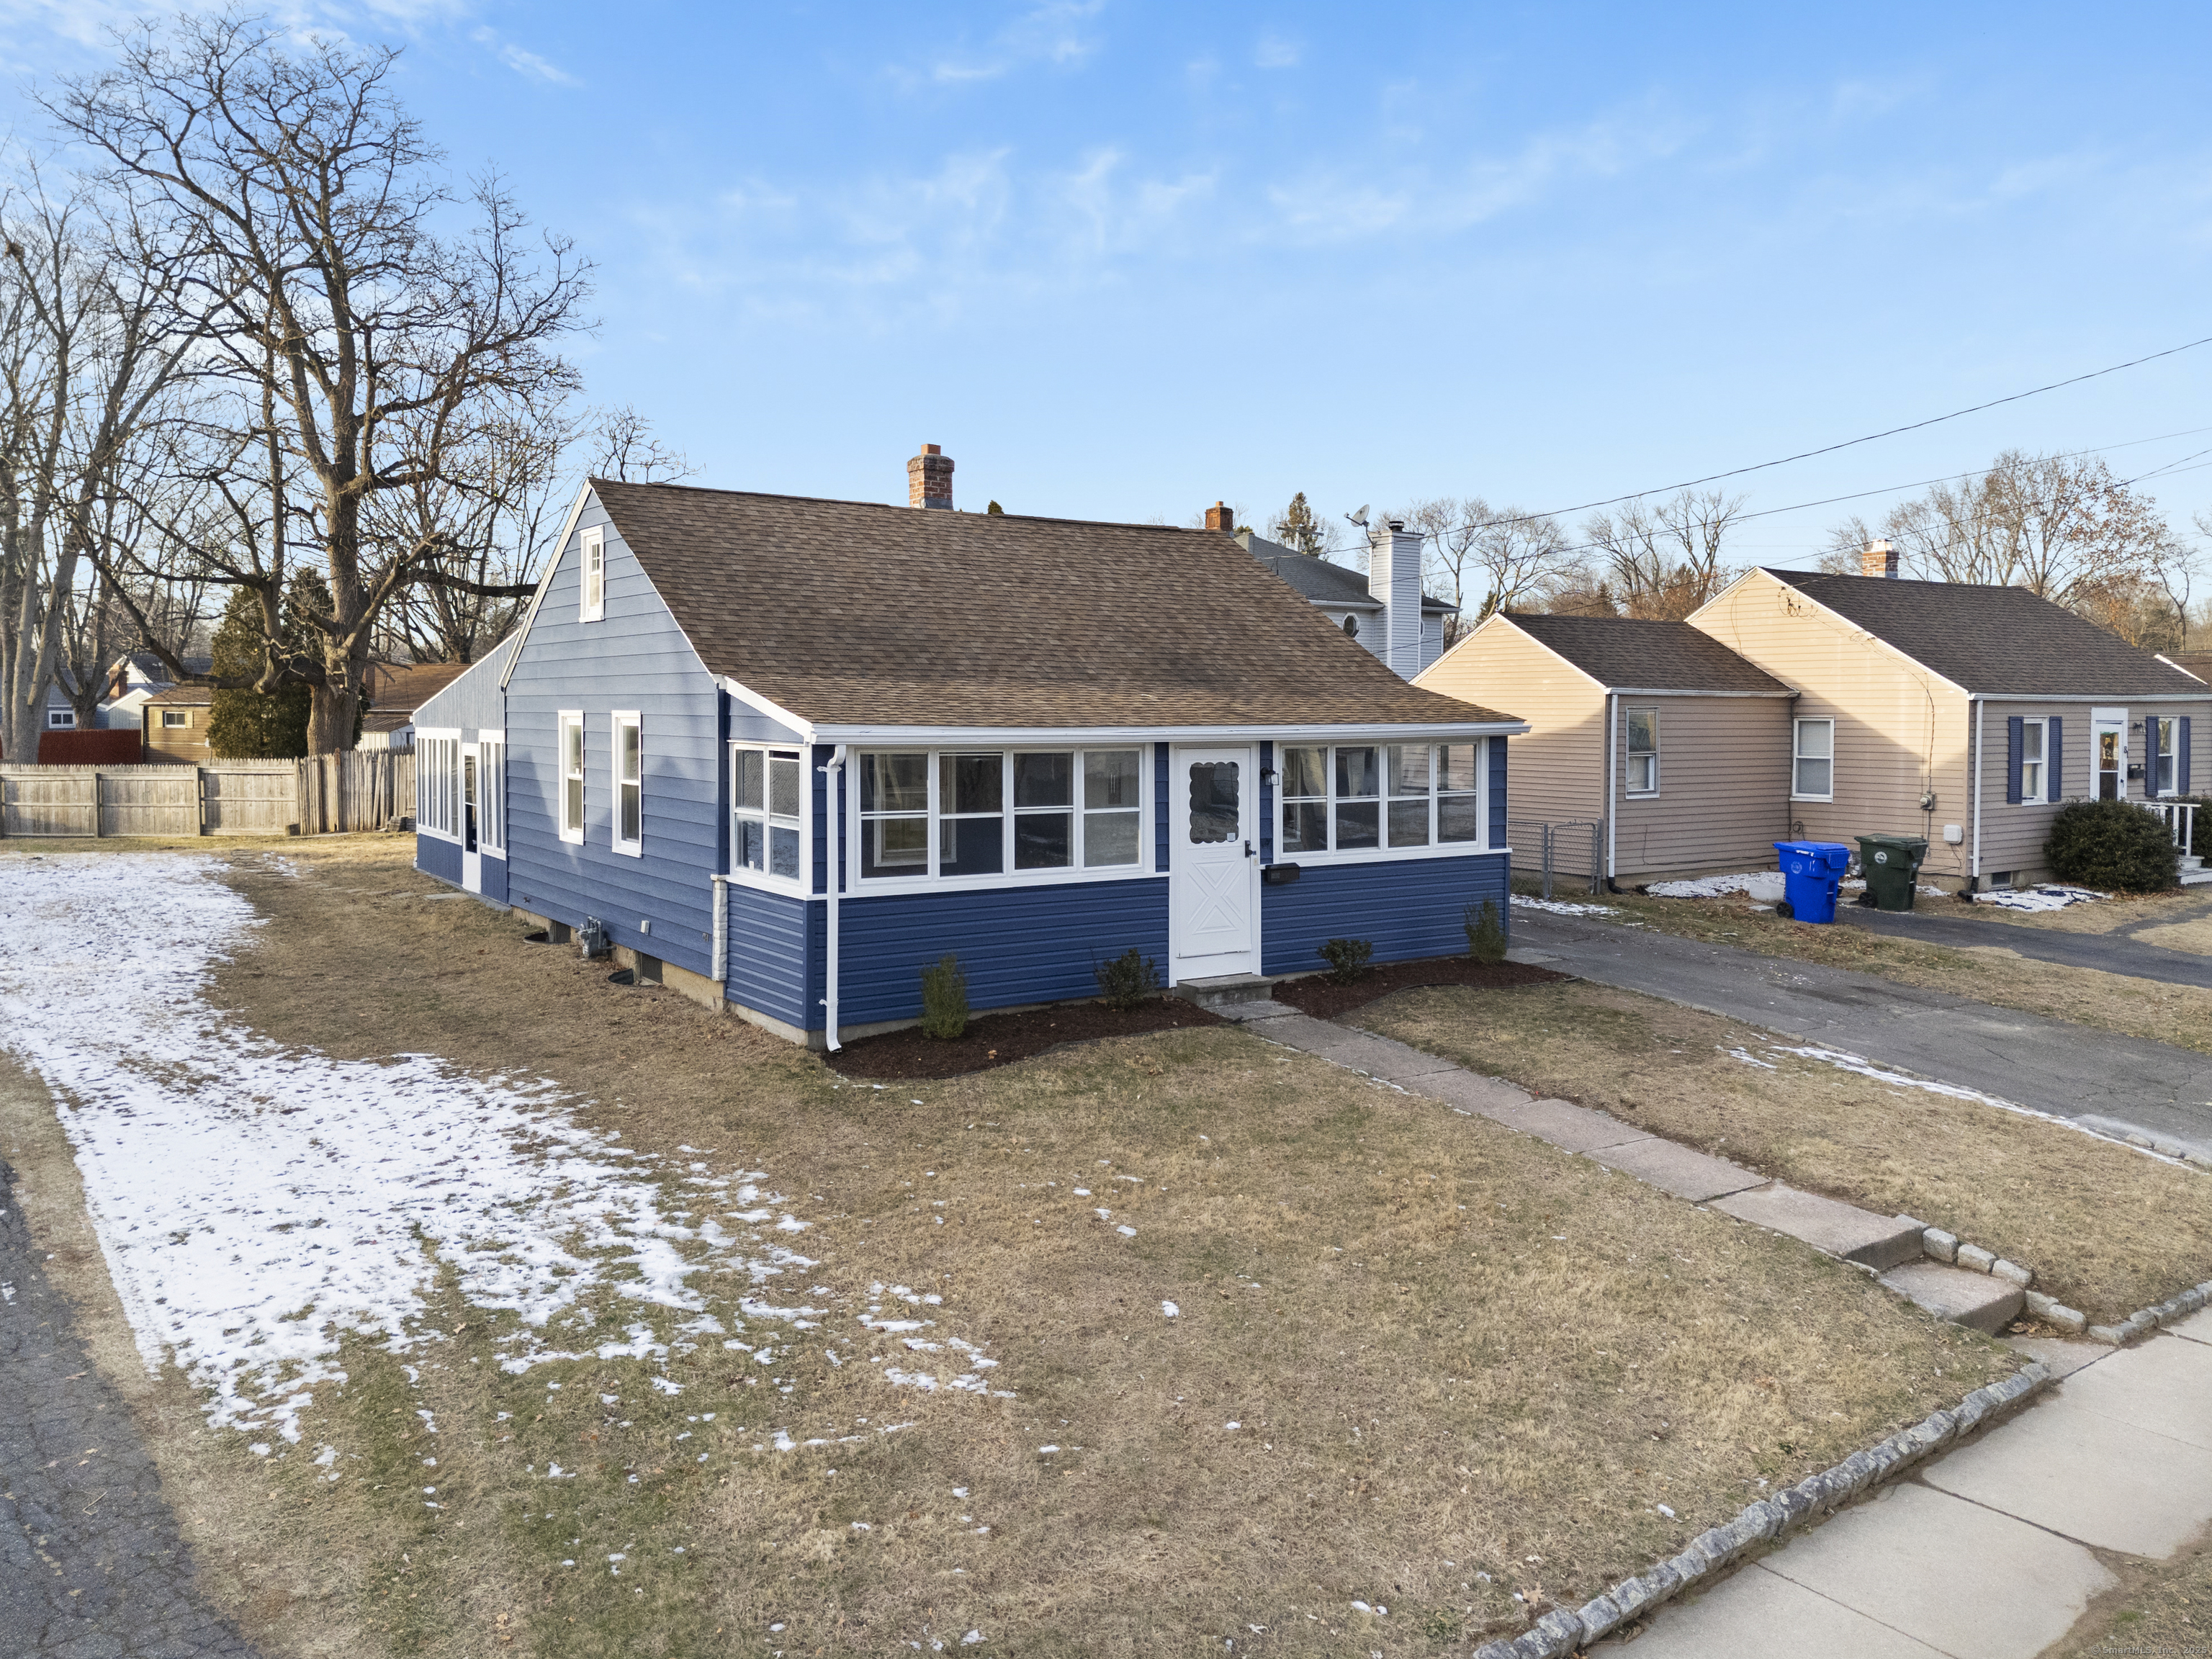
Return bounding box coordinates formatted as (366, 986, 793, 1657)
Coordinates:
(1171, 973, 1281, 1010)
(1712, 1184, 1926, 1271)
(1879, 1260, 2026, 1334)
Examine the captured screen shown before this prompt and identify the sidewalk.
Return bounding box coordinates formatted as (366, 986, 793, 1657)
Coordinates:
(1509, 906, 2212, 1150)
(1599, 1315, 2212, 1657)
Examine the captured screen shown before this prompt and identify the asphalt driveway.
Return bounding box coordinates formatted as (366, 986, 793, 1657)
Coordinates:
(1836, 889, 2212, 989)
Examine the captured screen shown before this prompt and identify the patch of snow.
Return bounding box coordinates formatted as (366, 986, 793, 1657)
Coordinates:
(1973, 884, 2107, 912)
(1161, 1300, 1179, 1317)
(1510, 894, 1618, 916)
(1644, 872, 1782, 899)
(1116, 1226, 1136, 1237)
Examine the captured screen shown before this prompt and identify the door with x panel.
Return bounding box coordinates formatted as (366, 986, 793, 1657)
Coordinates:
(1171, 746, 1257, 979)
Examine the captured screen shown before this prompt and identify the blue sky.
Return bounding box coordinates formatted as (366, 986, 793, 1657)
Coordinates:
(8, 1, 2212, 557)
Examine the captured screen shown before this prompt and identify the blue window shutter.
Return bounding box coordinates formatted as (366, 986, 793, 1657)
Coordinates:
(2049, 716, 2064, 800)
(2005, 716, 2023, 804)
(2182, 716, 2193, 796)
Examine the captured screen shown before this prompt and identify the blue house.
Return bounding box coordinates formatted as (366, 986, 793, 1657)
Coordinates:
(490, 446, 1526, 1048)
(412, 638, 517, 904)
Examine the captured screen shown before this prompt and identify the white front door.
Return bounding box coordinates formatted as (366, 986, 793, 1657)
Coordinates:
(2092, 709, 2127, 802)
(1170, 745, 1256, 979)
(461, 742, 482, 893)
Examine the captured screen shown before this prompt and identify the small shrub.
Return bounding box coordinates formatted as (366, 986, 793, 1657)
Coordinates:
(918, 953, 969, 1039)
(2044, 799, 2180, 892)
(1316, 937, 1373, 984)
(1464, 898, 1506, 963)
(1094, 947, 1161, 1011)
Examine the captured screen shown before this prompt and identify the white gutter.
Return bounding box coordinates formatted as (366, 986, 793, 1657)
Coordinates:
(806, 718, 1530, 745)
(822, 745, 848, 1051)
(1604, 691, 1617, 882)
(1971, 697, 1984, 885)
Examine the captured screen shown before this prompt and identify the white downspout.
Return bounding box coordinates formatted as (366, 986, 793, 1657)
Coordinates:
(823, 745, 848, 1052)
(711, 874, 729, 986)
(1970, 697, 1984, 888)
(1604, 691, 1617, 884)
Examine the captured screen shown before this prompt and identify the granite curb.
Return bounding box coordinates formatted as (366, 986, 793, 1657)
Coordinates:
(1465, 1362, 2056, 1659)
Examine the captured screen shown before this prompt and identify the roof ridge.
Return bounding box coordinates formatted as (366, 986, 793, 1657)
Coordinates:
(589, 476, 1220, 540)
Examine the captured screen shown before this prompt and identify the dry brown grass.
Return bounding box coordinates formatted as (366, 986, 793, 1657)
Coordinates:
(1592, 887, 2212, 1058)
(1, 838, 2020, 1658)
(1357, 980, 2212, 1323)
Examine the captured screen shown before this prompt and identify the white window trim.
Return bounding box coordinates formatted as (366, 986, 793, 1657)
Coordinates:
(2016, 716, 2049, 806)
(1273, 739, 1493, 867)
(579, 527, 606, 623)
(415, 727, 462, 842)
(2154, 716, 2179, 799)
(47, 708, 76, 728)
(612, 710, 643, 856)
(847, 746, 1156, 896)
(477, 731, 506, 856)
(1791, 717, 1835, 803)
(1624, 708, 1660, 798)
(557, 710, 585, 845)
(727, 742, 810, 895)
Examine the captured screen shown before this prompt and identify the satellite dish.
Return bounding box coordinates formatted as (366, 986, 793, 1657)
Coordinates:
(1345, 504, 1370, 528)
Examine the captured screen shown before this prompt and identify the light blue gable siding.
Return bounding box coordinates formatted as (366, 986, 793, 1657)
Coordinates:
(1262, 852, 1509, 976)
(504, 490, 723, 979)
(413, 637, 515, 735)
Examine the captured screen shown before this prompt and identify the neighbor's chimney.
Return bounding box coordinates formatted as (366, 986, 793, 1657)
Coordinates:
(1367, 516, 1425, 680)
(1205, 500, 1234, 533)
(1862, 538, 1898, 579)
(908, 443, 954, 510)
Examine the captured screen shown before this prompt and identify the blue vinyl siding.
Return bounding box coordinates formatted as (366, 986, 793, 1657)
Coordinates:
(727, 882, 813, 1029)
(1261, 852, 1510, 975)
(416, 832, 464, 886)
(412, 637, 515, 735)
(481, 853, 508, 905)
(827, 878, 1170, 1028)
(1489, 732, 1508, 847)
(503, 490, 723, 978)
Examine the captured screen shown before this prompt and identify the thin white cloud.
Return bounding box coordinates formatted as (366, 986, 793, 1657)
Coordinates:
(917, 0, 1106, 87)
(1254, 32, 1298, 70)
(469, 25, 577, 86)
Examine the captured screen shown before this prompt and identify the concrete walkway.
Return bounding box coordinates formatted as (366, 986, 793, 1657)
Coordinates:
(1, 1161, 256, 1659)
(1509, 906, 2212, 1149)
(1596, 1313, 2212, 1658)
(1840, 890, 2212, 989)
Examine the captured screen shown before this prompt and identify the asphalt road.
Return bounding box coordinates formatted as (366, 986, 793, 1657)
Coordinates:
(1511, 907, 2212, 1148)
(1, 1161, 256, 1659)
(1837, 889, 2212, 989)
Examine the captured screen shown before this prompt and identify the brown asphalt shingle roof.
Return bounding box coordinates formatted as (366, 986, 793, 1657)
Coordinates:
(1763, 571, 2212, 698)
(590, 481, 1514, 729)
(1503, 613, 1794, 693)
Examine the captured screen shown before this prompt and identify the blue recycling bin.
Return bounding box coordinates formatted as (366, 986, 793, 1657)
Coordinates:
(1773, 840, 1852, 924)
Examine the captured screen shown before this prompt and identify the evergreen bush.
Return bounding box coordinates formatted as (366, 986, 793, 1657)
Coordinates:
(2044, 799, 2180, 892)
(1094, 948, 1160, 1011)
(1465, 899, 1506, 963)
(1316, 937, 1373, 984)
(918, 954, 969, 1039)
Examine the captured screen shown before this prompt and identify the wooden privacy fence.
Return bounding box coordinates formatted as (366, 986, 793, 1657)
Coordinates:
(0, 752, 414, 838)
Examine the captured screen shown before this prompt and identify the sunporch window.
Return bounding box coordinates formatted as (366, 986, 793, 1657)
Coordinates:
(734, 746, 802, 880)
(857, 748, 1146, 881)
(1278, 742, 1483, 857)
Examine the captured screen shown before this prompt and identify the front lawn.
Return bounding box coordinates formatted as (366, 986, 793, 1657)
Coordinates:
(1357, 979, 2212, 1323)
(0, 840, 2020, 1658)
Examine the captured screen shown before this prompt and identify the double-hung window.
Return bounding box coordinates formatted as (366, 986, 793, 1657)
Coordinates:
(558, 712, 585, 843)
(1625, 708, 1659, 795)
(856, 748, 1146, 882)
(2020, 719, 2047, 804)
(733, 747, 803, 881)
(1793, 719, 1835, 801)
(2155, 717, 2177, 796)
(613, 712, 643, 854)
(580, 529, 605, 621)
(1278, 742, 1484, 856)
(47, 708, 74, 729)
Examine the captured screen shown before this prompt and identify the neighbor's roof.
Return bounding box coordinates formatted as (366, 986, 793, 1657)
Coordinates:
(585, 481, 1513, 729)
(2163, 650, 2212, 685)
(1503, 613, 1794, 694)
(361, 661, 470, 729)
(1240, 532, 1454, 614)
(1761, 571, 2212, 698)
(144, 683, 212, 706)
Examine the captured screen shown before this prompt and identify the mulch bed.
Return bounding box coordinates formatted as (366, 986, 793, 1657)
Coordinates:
(830, 996, 1227, 1081)
(1271, 955, 1566, 1020)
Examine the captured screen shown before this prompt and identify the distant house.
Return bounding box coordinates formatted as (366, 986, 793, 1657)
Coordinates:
(1421, 549, 2212, 891)
(1419, 612, 1796, 885)
(1225, 508, 1450, 678)
(141, 685, 215, 765)
(480, 445, 1523, 1046)
(361, 661, 472, 752)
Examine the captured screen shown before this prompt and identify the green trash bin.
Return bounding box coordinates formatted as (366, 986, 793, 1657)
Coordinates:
(1855, 834, 1930, 911)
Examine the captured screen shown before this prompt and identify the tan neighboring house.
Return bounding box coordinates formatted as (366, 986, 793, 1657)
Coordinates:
(1692, 562, 2211, 890)
(1419, 612, 1797, 884)
(140, 685, 215, 763)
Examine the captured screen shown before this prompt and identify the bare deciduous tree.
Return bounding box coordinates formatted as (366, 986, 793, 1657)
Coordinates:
(1578, 488, 1745, 619)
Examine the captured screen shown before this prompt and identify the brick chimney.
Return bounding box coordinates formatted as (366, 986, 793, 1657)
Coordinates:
(908, 444, 953, 510)
(1204, 500, 1234, 533)
(1367, 517, 1425, 680)
(1861, 538, 1898, 579)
